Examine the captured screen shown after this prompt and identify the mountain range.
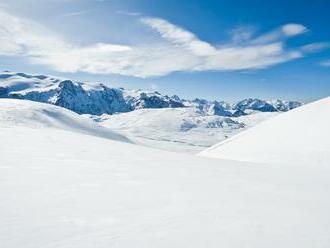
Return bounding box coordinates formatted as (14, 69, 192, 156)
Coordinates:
(0, 71, 302, 117)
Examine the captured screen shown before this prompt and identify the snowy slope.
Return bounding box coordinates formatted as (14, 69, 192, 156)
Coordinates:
(200, 97, 330, 165)
(0, 99, 129, 143)
(96, 107, 278, 153)
(1, 99, 330, 247)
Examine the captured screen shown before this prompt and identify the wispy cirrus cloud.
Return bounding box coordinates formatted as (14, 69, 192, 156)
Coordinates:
(0, 9, 326, 77)
(251, 23, 307, 44)
(140, 17, 216, 56)
(116, 10, 141, 16)
(229, 25, 257, 44)
(139, 17, 304, 72)
(301, 42, 330, 53)
(62, 9, 92, 17)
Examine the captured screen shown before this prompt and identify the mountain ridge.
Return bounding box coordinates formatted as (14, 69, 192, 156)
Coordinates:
(0, 71, 302, 116)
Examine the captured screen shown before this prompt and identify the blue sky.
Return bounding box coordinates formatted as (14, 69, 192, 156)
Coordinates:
(1, 0, 330, 102)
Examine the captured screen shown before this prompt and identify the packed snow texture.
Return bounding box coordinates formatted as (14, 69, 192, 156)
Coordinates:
(200, 97, 330, 165)
(1, 98, 330, 248)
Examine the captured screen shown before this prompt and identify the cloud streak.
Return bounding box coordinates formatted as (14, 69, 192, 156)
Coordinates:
(62, 9, 92, 17)
(0, 9, 325, 77)
(116, 10, 141, 16)
(141, 17, 216, 56)
(301, 42, 330, 53)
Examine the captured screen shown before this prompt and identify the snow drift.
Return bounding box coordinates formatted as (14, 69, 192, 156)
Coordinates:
(200, 96, 330, 165)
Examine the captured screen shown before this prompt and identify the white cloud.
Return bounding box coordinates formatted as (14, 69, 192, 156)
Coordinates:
(195, 43, 302, 71)
(0, 9, 323, 77)
(252, 23, 308, 45)
(281, 23, 307, 36)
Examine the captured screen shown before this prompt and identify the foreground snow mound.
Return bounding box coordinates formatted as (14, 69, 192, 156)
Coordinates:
(0, 99, 129, 143)
(1, 99, 330, 247)
(95, 107, 277, 153)
(200, 97, 330, 165)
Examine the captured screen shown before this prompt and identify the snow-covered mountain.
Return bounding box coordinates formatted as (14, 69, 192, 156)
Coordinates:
(200, 96, 330, 165)
(1, 98, 330, 248)
(233, 98, 301, 112)
(124, 89, 185, 110)
(0, 71, 184, 115)
(183, 97, 302, 116)
(0, 71, 301, 116)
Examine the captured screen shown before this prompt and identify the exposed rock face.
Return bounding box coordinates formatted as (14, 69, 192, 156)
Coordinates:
(53, 81, 130, 115)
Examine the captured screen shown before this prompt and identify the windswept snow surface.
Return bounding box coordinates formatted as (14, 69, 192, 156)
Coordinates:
(95, 107, 277, 153)
(200, 97, 330, 165)
(1, 99, 330, 247)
